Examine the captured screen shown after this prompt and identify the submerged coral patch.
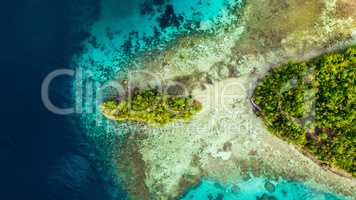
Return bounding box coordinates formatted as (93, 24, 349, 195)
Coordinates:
(179, 177, 346, 200)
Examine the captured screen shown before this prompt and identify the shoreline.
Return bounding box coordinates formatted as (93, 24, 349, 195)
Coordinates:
(297, 146, 355, 180)
(105, 0, 356, 199)
(115, 75, 356, 199)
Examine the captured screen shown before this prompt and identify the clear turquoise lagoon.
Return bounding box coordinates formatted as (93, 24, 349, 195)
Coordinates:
(70, 1, 353, 199)
(73, 0, 243, 138)
(180, 177, 348, 200)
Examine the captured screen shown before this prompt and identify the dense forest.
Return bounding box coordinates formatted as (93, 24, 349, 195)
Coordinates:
(253, 46, 356, 176)
(101, 89, 202, 125)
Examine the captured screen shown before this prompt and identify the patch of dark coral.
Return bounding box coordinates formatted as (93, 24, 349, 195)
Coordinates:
(66, 0, 101, 61)
(140, 0, 169, 16)
(215, 193, 224, 200)
(116, 133, 150, 200)
(157, 4, 184, 29)
(264, 181, 276, 193)
(121, 31, 140, 55)
(256, 193, 278, 200)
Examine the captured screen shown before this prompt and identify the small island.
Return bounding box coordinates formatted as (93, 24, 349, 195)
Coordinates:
(253, 46, 356, 177)
(101, 89, 202, 125)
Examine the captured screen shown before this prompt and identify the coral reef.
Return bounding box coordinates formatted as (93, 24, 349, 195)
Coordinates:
(98, 0, 356, 199)
(118, 76, 356, 199)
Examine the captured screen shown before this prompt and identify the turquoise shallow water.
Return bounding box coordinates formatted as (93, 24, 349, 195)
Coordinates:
(70, 1, 352, 199)
(180, 177, 348, 200)
(74, 0, 241, 83)
(72, 0, 243, 142)
(71, 2, 244, 199)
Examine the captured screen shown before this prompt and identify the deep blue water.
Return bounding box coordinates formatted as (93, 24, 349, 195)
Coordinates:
(1, 0, 119, 199)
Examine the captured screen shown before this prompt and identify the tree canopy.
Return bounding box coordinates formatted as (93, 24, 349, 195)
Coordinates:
(101, 89, 202, 125)
(253, 46, 356, 176)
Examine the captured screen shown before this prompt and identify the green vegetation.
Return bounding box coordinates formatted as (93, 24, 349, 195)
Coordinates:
(101, 89, 202, 125)
(253, 46, 356, 176)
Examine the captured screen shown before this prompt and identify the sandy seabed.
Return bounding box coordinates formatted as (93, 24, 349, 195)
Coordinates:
(108, 0, 356, 199)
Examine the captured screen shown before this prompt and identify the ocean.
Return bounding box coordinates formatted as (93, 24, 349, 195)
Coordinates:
(1, 0, 351, 200)
(1, 0, 116, 199)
